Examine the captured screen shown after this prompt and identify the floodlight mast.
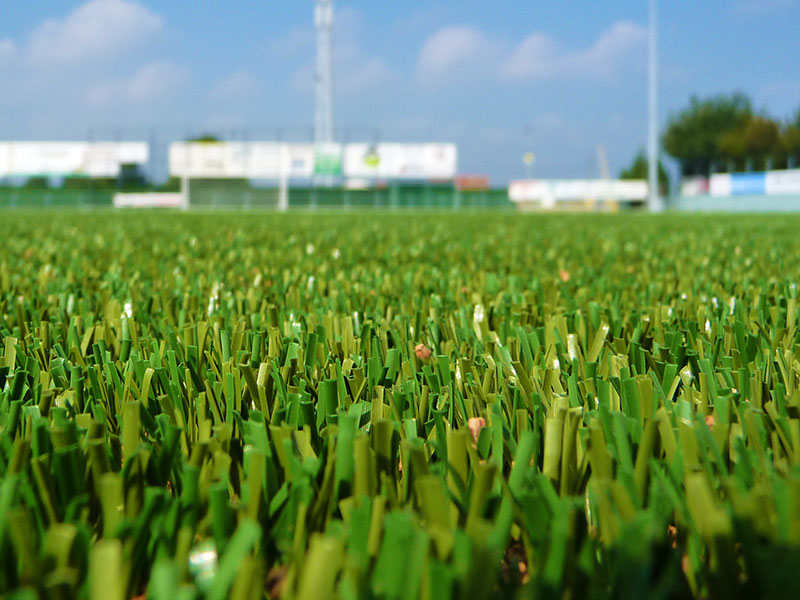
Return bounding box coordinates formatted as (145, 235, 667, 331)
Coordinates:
(647, 0, 661, 210)
(315, 0, 334, 186)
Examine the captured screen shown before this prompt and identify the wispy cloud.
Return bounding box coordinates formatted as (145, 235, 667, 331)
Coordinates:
(0, 0, 187, 114)
(414, 21, 646, 87)
(338, 55, 394, 95)
(25, 0, 162, 67)
(416, 26, 500, 85)
(501, 21, 647, 82)
(85, 60, 189, 107)
(0, 38, 15, 62)
(499, 33, 559, 81)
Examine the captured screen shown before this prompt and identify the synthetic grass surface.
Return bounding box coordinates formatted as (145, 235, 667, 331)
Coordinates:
(2, 211, 800, 599)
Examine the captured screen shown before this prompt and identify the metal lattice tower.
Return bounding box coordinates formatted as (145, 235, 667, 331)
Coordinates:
(314, 0, 334, 147)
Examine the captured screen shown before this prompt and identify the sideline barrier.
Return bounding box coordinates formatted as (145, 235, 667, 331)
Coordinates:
(509, 178, 647, 210)
(112, 192, 188, 209)
(668, 194, 800, 211)
(706, 168, 800, 197)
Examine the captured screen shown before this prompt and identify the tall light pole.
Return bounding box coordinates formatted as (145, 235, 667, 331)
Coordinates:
(647, 0, 661, 210)
(315, 0, 334, 187)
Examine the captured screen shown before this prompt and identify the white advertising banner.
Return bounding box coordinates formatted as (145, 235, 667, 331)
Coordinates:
(509, 179, 647, 205)
(170, 142, 457, 180)
(0, 142, 148, 177)
(169, 142, 316, 179)
(342, 143, 457, 179)
(113, 192, 187, 209)
(680, 176, 709, 197)
(765, 168, 800, 195)
(709, 174, 732, 197)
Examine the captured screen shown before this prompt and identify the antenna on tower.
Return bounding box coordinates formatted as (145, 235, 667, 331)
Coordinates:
(314, 0, 334, 186)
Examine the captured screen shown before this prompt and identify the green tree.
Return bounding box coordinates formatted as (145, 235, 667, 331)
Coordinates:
(186, 134, 221, 143)
(662, 93, 752, 176)
(780, 108, 800, 168)
(619, 150, 670, 194)
(718, 115, 781, 171)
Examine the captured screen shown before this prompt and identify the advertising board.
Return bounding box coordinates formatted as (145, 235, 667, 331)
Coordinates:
(169, 142, 315, 179)
(509, 179, 647, 205)
(113, 192, 187, 209)
(313, 143, 343, 177)
(342, 143, 457, 179)
(709, 174, 731, 197)
(455, 174, 490, 191)
(709, 169, 800, 197)
(170, 142, 457, 181)
(680, 176, 709, 197)
(0, 142, 148, 177)
(729, 172, 766, 196)
(765, 168, 800, 195)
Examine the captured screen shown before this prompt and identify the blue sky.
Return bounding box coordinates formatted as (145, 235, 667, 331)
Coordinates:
(1, 0, 798, 183)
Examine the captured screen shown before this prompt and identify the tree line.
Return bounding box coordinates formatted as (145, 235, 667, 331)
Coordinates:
(663, 93, 800, 177)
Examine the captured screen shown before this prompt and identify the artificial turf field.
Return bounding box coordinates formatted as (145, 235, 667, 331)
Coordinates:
(2, 210, 800, 599)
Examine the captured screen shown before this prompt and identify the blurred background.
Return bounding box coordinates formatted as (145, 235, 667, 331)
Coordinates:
(0, 0, 798, 211)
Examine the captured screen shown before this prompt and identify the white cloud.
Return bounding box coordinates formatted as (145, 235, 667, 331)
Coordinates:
(0, 39, 14, 73)
(333, 40, 395, 95)
(502, 21, 646, 82)
(338, 56, 393, 95)
(85, 60, 189, 107)
(0, 1, 187, 115)
(500, 33, 559, 80)
(0, 38, 14, 57)
(416, 26, 497, 83)
(571, 21, 647, 76)
(26, 0, 162, 66)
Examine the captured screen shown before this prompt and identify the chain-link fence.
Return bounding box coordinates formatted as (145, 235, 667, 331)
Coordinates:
(0, 181, 514, 210)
